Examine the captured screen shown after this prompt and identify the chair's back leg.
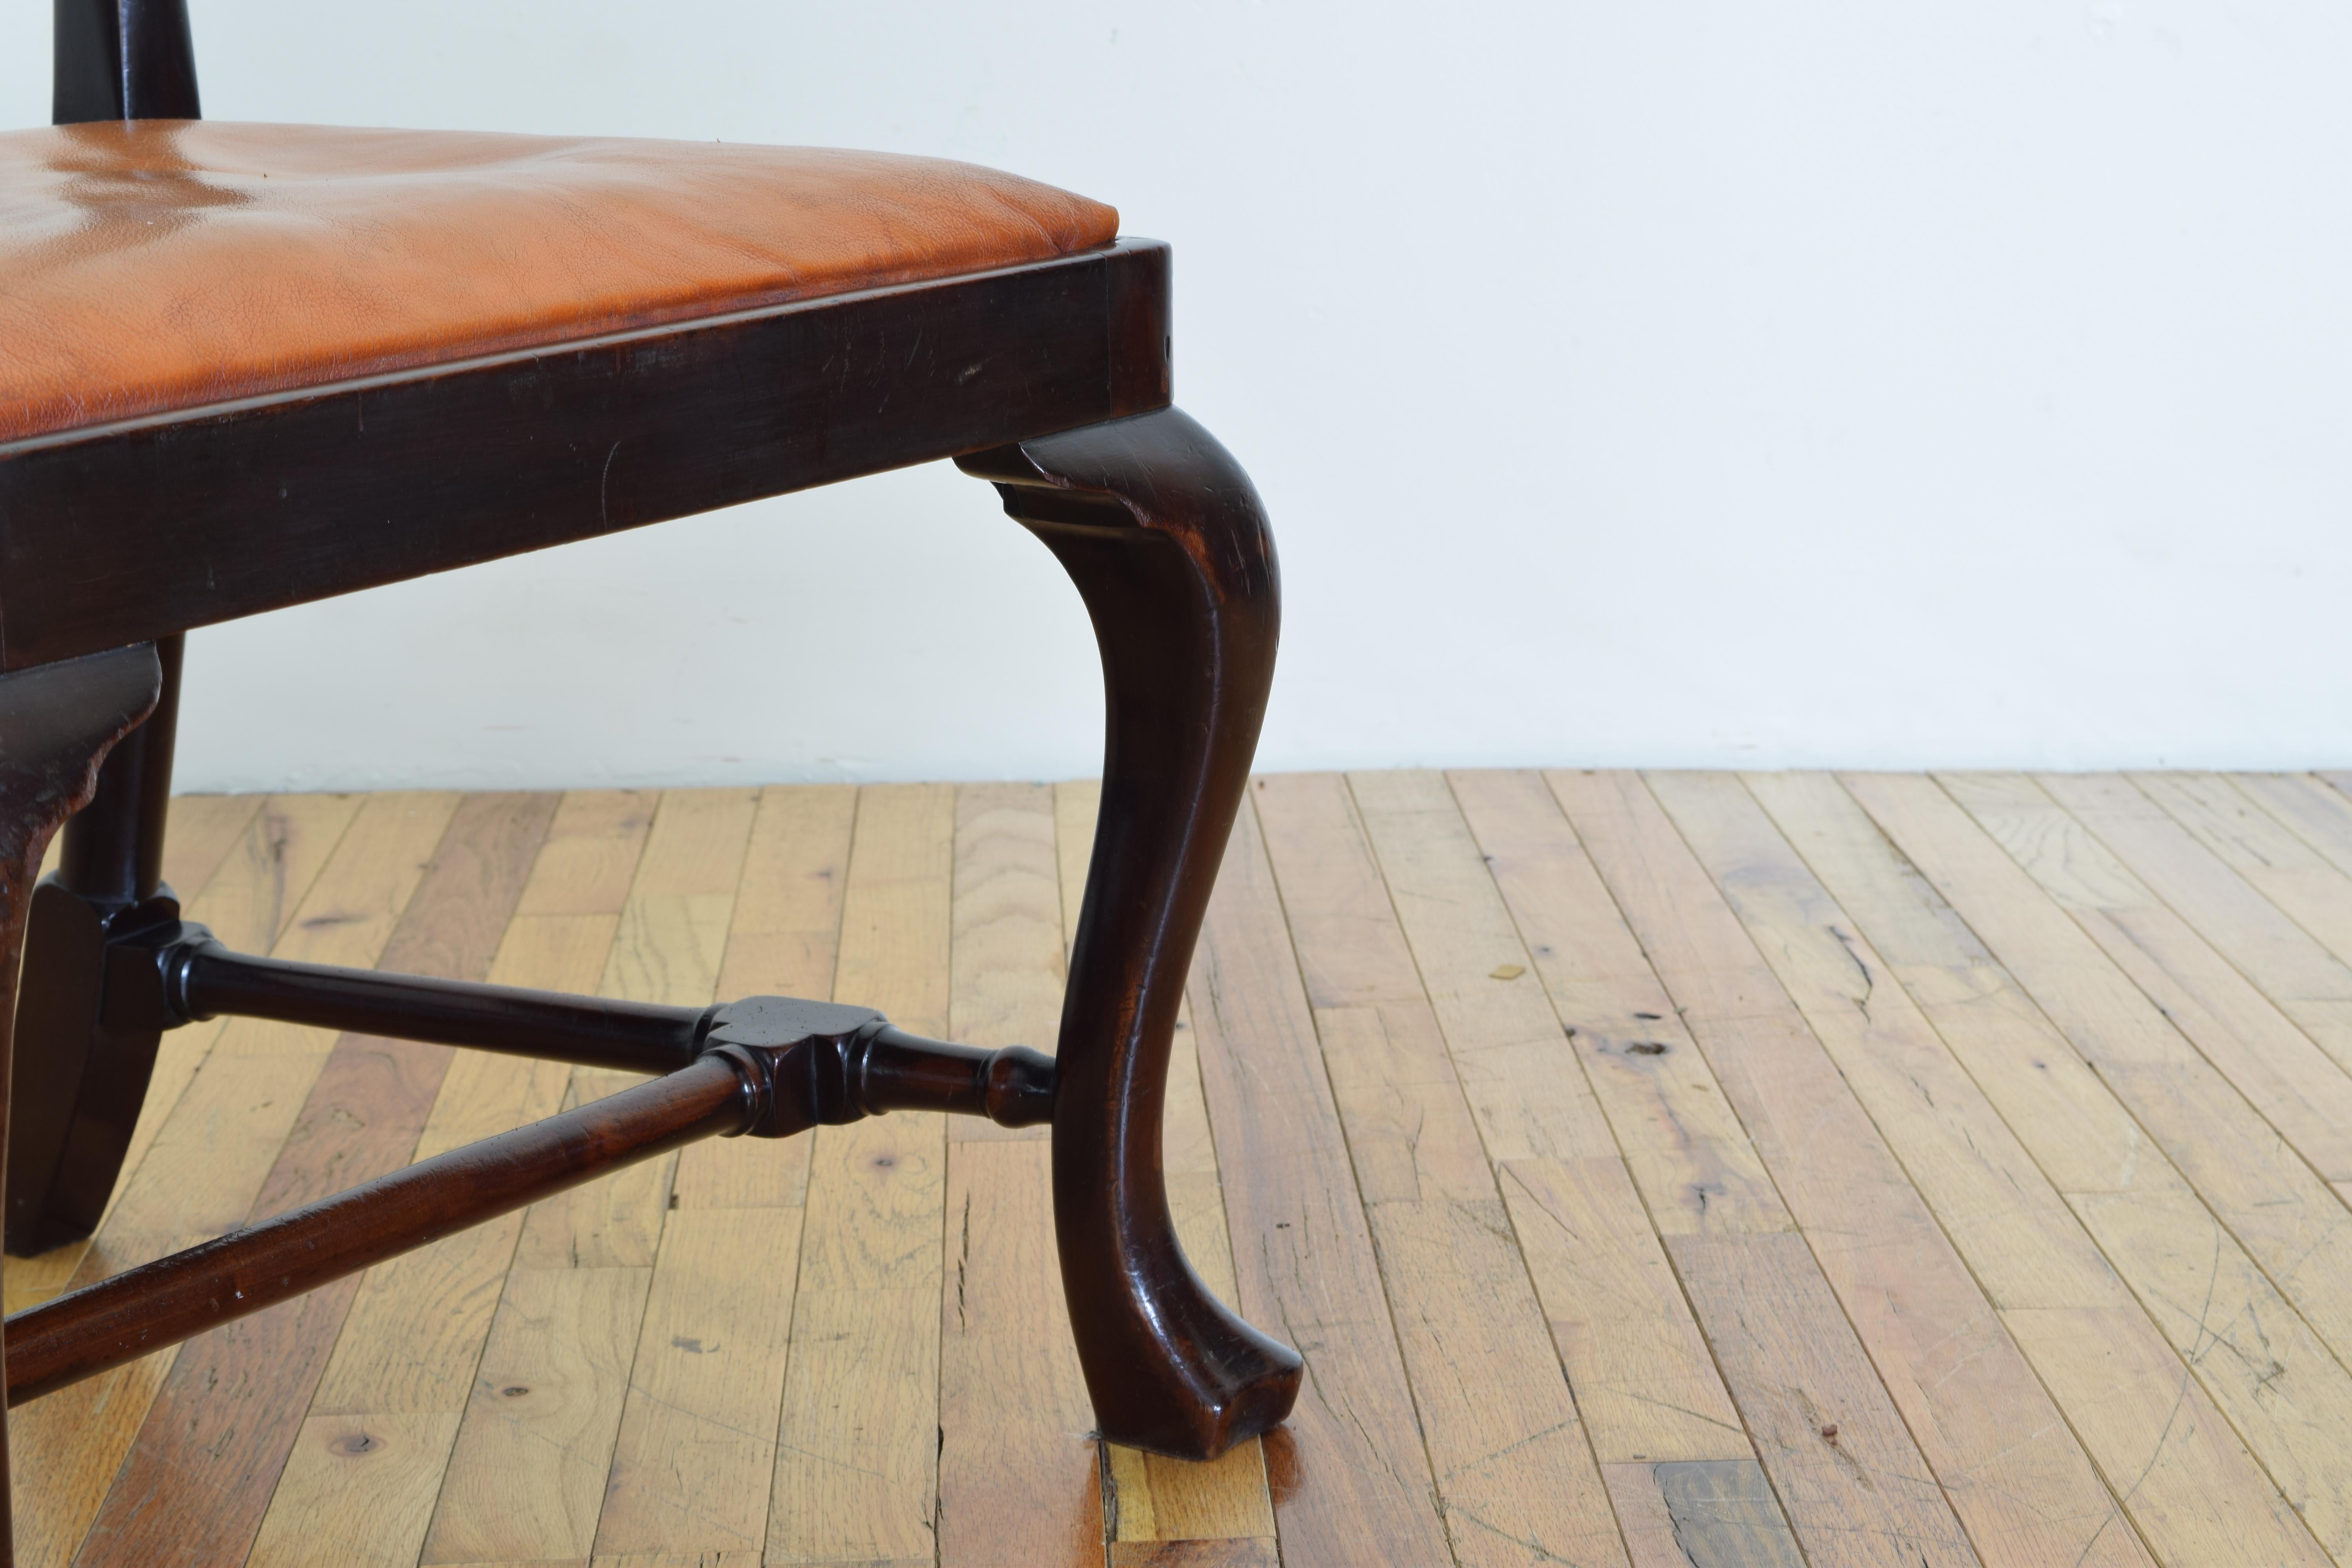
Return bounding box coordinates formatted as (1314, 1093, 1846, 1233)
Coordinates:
(0, 644, 165, 1565)
(6, 637, 185, 1255)
(53, 0, 200, 125)
(33, 0, 200, 1256)
(960, 407, 1304, 1461)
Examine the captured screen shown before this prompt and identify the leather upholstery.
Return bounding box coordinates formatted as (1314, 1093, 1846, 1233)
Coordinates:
(0, 120, 1120, 444)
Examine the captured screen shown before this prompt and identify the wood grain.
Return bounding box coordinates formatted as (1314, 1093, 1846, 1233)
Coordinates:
(1920, 775, 2352, 1364)
(936, 784, 1102, 1567)
(1601, 1461, 1804, 1568)
(1051, 782, 1096, 974)
(4, 790, 265, 1314)
(591, 787, 849, 1560)
(1185, 789, 1453, 1565)
(1445, 771, 1753, 1466)
(247, 1414, 464, 1568)
(1257, 771, 1630, 1566)
(2234, 773, 2352, 882)
(7, 792, 360, 1560)
(35, 769, 2352, 1566)
(1667, 1233, 1979, 1568)
(1495, 1154, 1749, 1465)
(2129, 771, 2352, 971)
(1637, 771, 2154, 1567)
(10, 791, 452, 1568)
(1059, 781, 1278, 1552)
(592, 1207, 804, 1558)
(517, 789, 759, 1271)
(515, 791, 659, 917)
(314, 942, 650, 1410)
(426, 788, 752, 1562)
(679, 784, 857, 1210)
(2032, 773, 2352, 1151)
(940, 1140, 1104, 1567)
(1548, 771, 2107, 1566)
(2001, 1303, 2328, 1568)
(423, 1265, 652, 1563)
(74, 793, 560, 1568)
(1812, 771, 2339, 1565)
(86, 793, 463, 1260)
(588, 785, 818, 1561)
(1958, 771, 2352, 1186)
(767, 783, 953, 1568)
(1414, 770, 1780, 1234)
(267, 797, 658, 1568)
(1105, 1541, 1279, 1568)
(154, 793, 269, 907)
(944, 782, 1064, 1141)
(1724, 770, 2345, 1565)
(91, 792, 370, 1258)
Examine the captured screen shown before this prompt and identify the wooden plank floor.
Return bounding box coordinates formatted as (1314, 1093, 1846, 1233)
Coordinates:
(16, 771, 2352, 1566)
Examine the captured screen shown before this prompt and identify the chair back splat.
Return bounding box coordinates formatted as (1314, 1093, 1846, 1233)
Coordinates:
(53, 0, 200, 126)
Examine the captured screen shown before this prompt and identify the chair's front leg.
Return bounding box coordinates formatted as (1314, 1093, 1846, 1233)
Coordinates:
(0, 643, 165, 1563)
(960, 408, 1303, 1461)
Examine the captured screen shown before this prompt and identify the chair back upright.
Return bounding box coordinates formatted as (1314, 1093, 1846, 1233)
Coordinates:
(54, 0, 200, 126)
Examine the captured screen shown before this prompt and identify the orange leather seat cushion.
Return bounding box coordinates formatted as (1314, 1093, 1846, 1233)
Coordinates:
(0, 120, 1120, 445)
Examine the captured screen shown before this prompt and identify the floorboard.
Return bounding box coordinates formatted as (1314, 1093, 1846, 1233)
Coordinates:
(1256, 772, 1627, 1568)
(1730, 771, 2318, 1566)
(1639, 770, 2145, 1568)
(15, 772, 2352, 1567)
(767, 783, 953, 1568)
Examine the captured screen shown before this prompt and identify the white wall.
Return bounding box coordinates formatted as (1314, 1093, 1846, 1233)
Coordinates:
(9, 1, 2351, 788)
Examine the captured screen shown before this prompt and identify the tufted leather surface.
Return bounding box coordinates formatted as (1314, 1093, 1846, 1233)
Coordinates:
(0, 120, 1120, 445)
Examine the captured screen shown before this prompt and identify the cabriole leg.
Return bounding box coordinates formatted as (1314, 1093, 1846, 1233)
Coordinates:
(0, 643, 167, 1564)
(959, 407, 1303, 1460)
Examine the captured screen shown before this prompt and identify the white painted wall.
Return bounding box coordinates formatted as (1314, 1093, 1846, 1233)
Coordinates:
(9, 2, 2351, 787)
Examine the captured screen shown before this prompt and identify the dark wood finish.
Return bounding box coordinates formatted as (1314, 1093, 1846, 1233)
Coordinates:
(703, 996, 1055, 1131)
(853, 1024, 1054, 1125)
(2, 987, 1057, 1410)
(39, 921, 1055, 1111)
(53, 635, 181, 909)
(2, 882, 179, 1254)
(175, 938, 711, 1073)
(5, 1051, 755, 1405)
(0, 643, 164, 1561)
(9, 0, 204, 1261)
(75, 791, 555, 1568)
(0, 316, 1293, 1534)
(0, 241, 1171, 673)
(5, 634, 185, 1255)
(959, 407, 1302, 1461)
(1, 0, 1298, 1546)
(52, 0, 199, 125)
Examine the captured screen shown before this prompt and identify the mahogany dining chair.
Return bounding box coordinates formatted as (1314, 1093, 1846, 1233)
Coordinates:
(0, 2, 1302, 1554)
